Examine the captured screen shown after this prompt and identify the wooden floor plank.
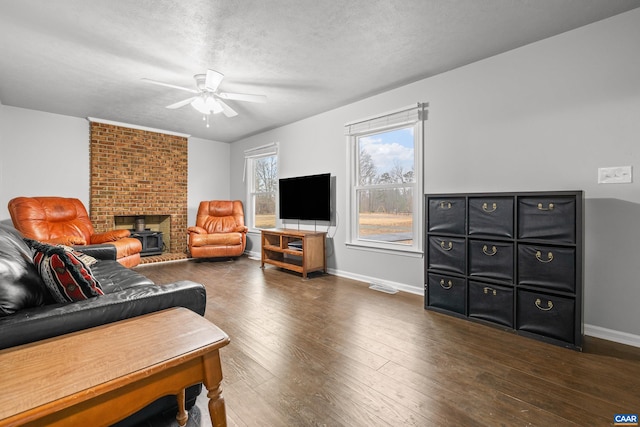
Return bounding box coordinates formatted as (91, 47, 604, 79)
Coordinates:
(136, 256, 640, 426)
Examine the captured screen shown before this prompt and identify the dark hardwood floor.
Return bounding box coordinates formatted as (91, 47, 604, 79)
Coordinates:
(136, 256, 640, 427)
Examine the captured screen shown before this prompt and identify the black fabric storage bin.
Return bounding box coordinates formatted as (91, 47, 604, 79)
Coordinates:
(468, 197, 513, 237)
(469, 240, 514, 283)
(428, 197, 465, 234)
(428, 236, 466, 274)
(518, 197, 576, 243)
(468, 281, 513, 327)
(518, 244, 575, 293)
(427, 273, 466, 315)
(517, 290, 575, 343)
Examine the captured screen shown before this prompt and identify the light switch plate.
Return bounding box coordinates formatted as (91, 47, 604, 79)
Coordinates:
(598, 166, 632, 184)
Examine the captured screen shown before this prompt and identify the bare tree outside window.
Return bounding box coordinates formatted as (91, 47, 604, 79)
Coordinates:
(356, 127, 415, 244)
(251, 155, 277, 229)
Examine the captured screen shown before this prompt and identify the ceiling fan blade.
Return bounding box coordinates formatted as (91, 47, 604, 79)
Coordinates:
(217, 99, 238, 117)
(218, 92, 267, 103)
(142, 78, 198, 94)
(205, 70, 224, 92)
(166, 96, 197, 109)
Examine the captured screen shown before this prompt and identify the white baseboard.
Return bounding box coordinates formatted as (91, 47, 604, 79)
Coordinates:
(584, 324, 640, 348)
(326, 268, 423, 295)
(246, 255, 640, 349)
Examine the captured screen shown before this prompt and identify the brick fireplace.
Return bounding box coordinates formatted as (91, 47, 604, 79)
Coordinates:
(89, 120, 188, 255)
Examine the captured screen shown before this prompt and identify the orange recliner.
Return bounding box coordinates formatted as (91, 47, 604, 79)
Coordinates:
(8, 196, 142, 268)
(187, 200, 248, 259)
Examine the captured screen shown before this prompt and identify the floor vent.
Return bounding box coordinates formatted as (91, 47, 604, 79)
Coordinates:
(369, 283, 398, 294)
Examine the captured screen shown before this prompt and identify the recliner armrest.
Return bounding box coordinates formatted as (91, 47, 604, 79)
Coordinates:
(187, 226, 208, 234)
(90, 229, 131, 244)
(47, 235, 87, 245)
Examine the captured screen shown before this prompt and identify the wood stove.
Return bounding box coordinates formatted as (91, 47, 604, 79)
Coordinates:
(130, 230, 164, 256)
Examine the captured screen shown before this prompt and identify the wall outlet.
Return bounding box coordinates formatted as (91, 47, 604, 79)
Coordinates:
(598, 166, 632, 184)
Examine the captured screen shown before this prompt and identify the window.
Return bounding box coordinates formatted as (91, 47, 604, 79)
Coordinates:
(346, 104, 425, 254)
(245, 144, 278, 231)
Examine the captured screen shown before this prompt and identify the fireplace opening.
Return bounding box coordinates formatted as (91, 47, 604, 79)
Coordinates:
(114, 215, 171, 255)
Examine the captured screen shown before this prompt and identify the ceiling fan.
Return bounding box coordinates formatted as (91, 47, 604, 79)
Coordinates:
(142, 70, 266, 125)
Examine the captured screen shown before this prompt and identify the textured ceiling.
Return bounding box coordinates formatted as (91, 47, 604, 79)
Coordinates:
(0, 0, 638, 142)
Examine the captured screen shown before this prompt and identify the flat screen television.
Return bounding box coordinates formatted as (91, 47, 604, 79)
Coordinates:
(279, 173, 331, 221)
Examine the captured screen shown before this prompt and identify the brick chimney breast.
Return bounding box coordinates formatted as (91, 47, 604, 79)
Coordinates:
(90, 122, 188, 255)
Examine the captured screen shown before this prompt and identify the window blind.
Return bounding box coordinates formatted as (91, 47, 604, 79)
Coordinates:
(244, 142, 278, 159)
(344, 103, 427, 136)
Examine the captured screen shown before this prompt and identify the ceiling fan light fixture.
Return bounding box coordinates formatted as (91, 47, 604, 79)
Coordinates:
(191, 96, 210, 114)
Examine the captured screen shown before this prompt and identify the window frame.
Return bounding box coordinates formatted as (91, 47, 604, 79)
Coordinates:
(245, 145, 278, 233)
(345, 106, 424, 256)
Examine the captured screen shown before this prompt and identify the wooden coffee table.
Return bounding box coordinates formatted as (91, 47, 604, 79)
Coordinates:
(0, 307, 230, 427)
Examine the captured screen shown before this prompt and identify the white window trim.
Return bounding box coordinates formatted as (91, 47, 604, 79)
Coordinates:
(345, 104, 426, 255)
(245, 143, 278, 233)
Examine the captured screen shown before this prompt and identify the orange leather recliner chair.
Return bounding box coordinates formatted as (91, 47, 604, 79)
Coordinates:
(187, 200, 248, 259)
(8, 196, 142, 268)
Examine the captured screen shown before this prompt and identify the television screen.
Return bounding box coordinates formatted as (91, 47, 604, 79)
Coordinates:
(279, 173, 331, 221)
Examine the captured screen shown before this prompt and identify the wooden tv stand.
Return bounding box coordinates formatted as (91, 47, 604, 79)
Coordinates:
(261, 228, 327, 279)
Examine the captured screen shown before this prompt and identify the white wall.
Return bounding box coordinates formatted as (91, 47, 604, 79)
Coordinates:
(0, 105, 90, 222)
(187, 136, 230, 227)
(0, 107, 231, 233)
(230, 9, 640, 345)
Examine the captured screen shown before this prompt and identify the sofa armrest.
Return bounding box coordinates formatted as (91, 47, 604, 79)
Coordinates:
(0, 281, 206, 350)
(72, 243, 118, 261)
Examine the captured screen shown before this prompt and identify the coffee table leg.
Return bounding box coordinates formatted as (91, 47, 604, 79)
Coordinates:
(203, 350, 227, 427)
(176, 388, 188, 427)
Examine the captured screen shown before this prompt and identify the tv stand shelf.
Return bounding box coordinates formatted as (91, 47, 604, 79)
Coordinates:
(261, 229, 327, 279)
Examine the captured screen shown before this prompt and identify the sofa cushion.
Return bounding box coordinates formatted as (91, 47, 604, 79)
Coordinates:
(26, 240, 104, 303)
(89, 260, 154, 293)
(0, 225, 48, 316)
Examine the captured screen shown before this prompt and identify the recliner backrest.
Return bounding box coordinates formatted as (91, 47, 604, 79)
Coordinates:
(8, 197, 95, 242)
(196, 200, 245, 233)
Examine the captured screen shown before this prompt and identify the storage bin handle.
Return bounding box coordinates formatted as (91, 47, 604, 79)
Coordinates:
(439, 279, 453, 289)
(537, 202, 555, 211)
(535, 250, 554, 263)
(483, 287, 497, 296)
(440, 241, 453, 251)
(439, 201, 452, 209)
(482, 202, 497, 212)
(535, 298, 554, 311)
(482, 245, 497, 256)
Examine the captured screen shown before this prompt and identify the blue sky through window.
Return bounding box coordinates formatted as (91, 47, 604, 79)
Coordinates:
(359, 127, 414, 175)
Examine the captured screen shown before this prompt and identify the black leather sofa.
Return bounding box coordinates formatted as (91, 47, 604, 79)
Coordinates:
(0, 223, 207, 426)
